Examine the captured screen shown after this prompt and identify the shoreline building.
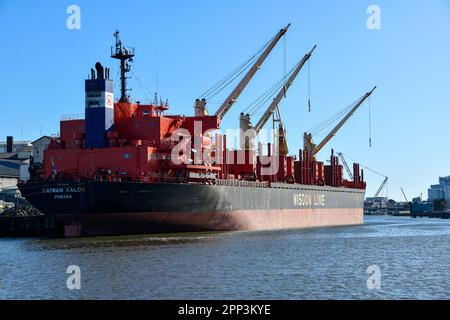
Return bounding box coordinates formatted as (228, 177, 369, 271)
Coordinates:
(31, 136, 52, 165)
(0, 136, 32, 161)
(428, 176, 450, 203)
(0, 136, 52, 191)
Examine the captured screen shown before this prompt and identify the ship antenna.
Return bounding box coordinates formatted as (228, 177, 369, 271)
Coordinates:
(111, 30, 135, 102)
(155, 50, 159, 95)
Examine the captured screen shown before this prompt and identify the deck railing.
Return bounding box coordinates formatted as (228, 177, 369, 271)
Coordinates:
(215, 179, 269, 188)
(61, 114, 85, 121)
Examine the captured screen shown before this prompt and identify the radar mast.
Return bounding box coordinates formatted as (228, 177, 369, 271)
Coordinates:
(111, 30, 135, 102)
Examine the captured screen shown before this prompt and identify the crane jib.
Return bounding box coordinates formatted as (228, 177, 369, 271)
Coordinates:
(313, 86, 377, 155)
(214, 24, 291, 119)
(254, 46, 316, 133)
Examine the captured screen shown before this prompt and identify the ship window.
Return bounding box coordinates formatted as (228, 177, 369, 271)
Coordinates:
(143, 111, 149, 116)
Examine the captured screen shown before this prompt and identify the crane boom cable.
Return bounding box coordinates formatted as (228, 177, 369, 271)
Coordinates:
(308, 98, 361, 135)
(307, 59, 311, 112)
(340, 153, 386, 178)
(249, 83, 283, 117)
(201, 50, 261, 100)
(253, 45, 316, 133)
(202, 39, 269, 98)
(205, 61, 253, 100)
(198, 35, 274, 101)
(369, 95, 372, 147)
(130, 70, 153, 103)
(250, 65, 293, 116)
(283, 35, 286, 76)
(247, 82, 283, 116)
(244, 66, 296, 116)
(112, 68, 120, 99)
(244, 62, 298, 116)
(203, 54, 259, 100)
(312, 86, 376, 155)
(310, 105, 354, 135)
(215, 24, 291, 119)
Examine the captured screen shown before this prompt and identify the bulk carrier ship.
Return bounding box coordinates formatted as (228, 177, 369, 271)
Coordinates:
(19, 26, 375, 237)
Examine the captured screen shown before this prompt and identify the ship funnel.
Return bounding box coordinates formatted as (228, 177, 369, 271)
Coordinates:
(95, 62, 105, 80)
(85, 63, 114, 148)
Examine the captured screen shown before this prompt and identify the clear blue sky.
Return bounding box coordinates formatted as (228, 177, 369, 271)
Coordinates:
(1, 0, 449, 201)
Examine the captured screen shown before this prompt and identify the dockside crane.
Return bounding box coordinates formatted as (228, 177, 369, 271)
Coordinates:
(240, 46, 316, 155)
(304, 86, 377, 156)
(401, 187, 409, 203)
(195, 24, 291, 118)
(338, 152, 388, 197)
(374, 177, 389, 198)
(339, 152, 388, 197)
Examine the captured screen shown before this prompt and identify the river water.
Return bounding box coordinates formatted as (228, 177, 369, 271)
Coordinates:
(1, 215, 450, 300)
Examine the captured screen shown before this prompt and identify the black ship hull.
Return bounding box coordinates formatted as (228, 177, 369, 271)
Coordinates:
(18, 181, 365, 237)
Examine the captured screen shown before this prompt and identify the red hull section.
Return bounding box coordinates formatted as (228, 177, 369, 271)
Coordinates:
(57, 208, 363, 236)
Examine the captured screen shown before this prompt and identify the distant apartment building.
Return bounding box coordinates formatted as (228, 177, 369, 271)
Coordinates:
(428, 176, 450, 203)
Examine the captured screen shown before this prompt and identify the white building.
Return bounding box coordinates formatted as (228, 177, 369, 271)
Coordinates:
(31, 136, 52, 164)
(428, 176, 450, 203)
(365, 197, 389, 209)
